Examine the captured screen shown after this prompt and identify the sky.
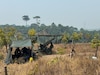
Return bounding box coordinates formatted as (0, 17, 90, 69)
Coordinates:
(0, 0, 100, 30)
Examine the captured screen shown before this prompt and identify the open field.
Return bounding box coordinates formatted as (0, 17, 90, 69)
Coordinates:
(0, 43, 100, 75)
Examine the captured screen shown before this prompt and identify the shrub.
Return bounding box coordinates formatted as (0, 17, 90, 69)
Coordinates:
(57, 48, 65, 54)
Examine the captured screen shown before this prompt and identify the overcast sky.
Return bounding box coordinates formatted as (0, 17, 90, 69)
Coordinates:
(0, 0, 100, 30)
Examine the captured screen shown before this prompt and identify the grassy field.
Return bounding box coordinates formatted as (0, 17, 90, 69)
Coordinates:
(0, 43, 100, 75)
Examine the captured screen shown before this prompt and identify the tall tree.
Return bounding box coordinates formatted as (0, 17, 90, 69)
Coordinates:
(71, 32, 82, 48)
(62, 33, 70, 48)
(0, 27, 16, 52)
(84, 33, 91, 43)
(33, 16, 40, 25)
(33, 16, 40, 42)
(91, 37, 100, 57)
(22, 15, 30, 26)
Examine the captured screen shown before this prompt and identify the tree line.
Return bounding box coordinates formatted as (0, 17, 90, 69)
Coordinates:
(0, 23, 100, 42)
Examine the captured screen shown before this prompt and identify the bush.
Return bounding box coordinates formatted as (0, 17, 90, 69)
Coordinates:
(57, 48, 65, 54)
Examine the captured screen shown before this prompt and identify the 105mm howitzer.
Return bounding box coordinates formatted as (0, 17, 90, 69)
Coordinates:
(38, 38, 55, 55)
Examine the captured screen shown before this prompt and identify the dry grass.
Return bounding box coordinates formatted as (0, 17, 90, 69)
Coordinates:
(0, 43, 100, 75)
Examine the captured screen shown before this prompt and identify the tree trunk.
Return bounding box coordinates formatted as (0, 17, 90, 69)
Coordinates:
(64, 42, 66, 48)
(95, 46, 98, 57)
(26, 21, 27, 27)
(72, 39, 75, 49)
(5, 45, 8, 53)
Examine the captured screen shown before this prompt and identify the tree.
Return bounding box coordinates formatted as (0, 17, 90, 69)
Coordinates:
(62, 33, 69, 43)
(71, 32, 82, 48)
(28, 28, 37, 43)
(22, 15, 30, 26)
(71, 32, 81, 42)
(91, 37, 100, 57)
(0, 27, 16, 51)
(28, 28, 36, 38)
(0, 28, 5, 47)
(33, 16, 40, 42)
(13, 31, 23, 40)
(33, 16, 40, 25)
(94, 33, 100, 39)
(84, 33, 91, 42)
(62, 33, 70, 48)
(4, 26, 16, 38)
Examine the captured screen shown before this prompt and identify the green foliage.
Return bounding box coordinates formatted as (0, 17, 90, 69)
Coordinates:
(0, 37, 3, 47)
(47, 57, 59, 65)
(91, 36, 100, 57)
(83, 33, 91, 42)
(0, 24, 100, 43)
(94, 33, 100, 39)
(71, 32, 82, 43)
(4, 26, 16, 37)
(0, 27, 16, 47)
(15, 32, 23, 40)
(0, 28, 4, 47)
(57, 48, 65, 54)
(91, 37, 100, 48)
(62, 33, 69, 43)
(85, 33, 91, 39)
(28, 28, 36, 37)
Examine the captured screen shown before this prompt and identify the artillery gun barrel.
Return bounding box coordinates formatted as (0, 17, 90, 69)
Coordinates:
(43, 38, 55, 46)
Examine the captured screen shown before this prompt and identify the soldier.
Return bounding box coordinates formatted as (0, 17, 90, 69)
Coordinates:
(72, 47, 75, 54)
(27, 47, 32, 57)
(46, 42, 54, 54)
(21, 47, 28, 56)
(15, 47, 21, 58)
(50, 42, 54, 49)
(69, 47, 75, 58)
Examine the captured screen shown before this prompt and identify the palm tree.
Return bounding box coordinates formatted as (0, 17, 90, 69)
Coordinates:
(22, 15, 30, 26)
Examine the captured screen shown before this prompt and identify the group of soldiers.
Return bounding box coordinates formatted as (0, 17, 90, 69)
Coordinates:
(11, 40, 75, 64)
(12, 47, 35, 63)
(11, 41, 54, 63)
